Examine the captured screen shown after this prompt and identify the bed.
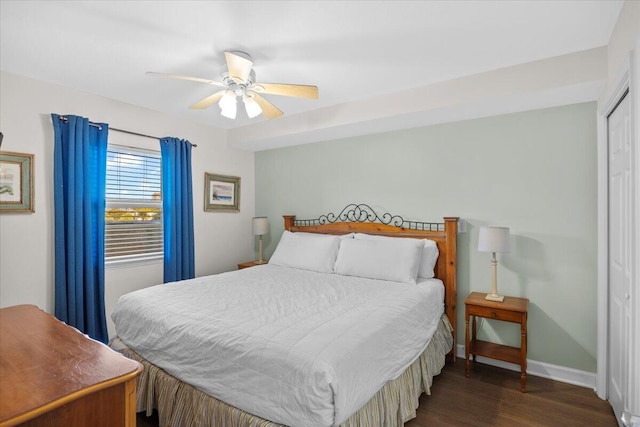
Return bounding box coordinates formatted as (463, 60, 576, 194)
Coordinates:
(111, 205, 458, 427)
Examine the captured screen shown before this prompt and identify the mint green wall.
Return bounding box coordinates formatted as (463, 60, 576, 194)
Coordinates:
(256, 102, 597, 373)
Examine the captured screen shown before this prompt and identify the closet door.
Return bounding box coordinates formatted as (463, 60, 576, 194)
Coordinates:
(607, 90, 632, 423)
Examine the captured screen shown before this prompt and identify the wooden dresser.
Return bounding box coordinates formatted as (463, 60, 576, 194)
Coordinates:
(0, 305, 142, 427)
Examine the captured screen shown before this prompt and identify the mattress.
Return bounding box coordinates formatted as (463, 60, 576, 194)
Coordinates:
(111, 264, 445, 427)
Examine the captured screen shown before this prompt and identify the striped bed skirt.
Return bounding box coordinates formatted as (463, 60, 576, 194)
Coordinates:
(118, 314, 453, 427)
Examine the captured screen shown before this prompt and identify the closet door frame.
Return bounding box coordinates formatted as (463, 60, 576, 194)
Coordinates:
(596, 46, 639, 425)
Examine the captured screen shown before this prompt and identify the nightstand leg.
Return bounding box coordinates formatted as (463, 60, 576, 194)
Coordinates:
(465, 311, 470, 378)
(521, 314, 527, 392)
(472, 315, 477, 364)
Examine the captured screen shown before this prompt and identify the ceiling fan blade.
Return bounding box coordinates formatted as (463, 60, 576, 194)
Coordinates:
(255, 83, 319, 99)
(146, 72, 226, 88)
(225, 51, 253, 82)
(252, 94, 283, 119)
(189, 91, 225, 109)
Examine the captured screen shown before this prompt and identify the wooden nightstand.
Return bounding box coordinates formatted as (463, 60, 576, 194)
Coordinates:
(464, 291, 529, 392)
(237, 260, 267, 270)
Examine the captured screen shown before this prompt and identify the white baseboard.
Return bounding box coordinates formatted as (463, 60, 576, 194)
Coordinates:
(455, 344, 596, 390)
(622, 411, 640, 427)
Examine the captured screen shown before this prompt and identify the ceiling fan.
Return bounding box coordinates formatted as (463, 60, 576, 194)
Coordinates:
(147, 51, 319, 120)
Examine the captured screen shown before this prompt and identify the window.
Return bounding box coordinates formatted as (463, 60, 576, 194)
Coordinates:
(105, 145, 162, 265)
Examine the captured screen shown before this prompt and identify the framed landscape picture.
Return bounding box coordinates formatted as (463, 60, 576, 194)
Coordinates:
(204, 173, 240, 212)
(0, 151, 34, 213)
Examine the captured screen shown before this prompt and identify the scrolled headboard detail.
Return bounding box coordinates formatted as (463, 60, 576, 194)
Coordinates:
(283, 204, 458, 361)
(290, 203, 445, 232)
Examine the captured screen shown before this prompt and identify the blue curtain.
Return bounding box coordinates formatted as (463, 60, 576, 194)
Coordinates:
(52, 114, 108, 343)
(160, 137, 195, 282)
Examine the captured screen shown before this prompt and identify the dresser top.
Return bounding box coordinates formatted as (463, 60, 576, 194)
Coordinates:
(0, 304, 142, 425)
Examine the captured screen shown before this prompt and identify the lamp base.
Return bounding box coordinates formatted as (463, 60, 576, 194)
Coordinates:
(254, 260, 267, 265)
(485, 293, 505, 302)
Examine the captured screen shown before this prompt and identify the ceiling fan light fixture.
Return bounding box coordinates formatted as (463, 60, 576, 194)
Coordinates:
(244, 94, 262, 118)
(148, 50, 318, 121)
(219, 91, 237, 119)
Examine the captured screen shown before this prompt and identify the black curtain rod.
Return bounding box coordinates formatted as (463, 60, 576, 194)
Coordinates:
(56, 116, 198, 147)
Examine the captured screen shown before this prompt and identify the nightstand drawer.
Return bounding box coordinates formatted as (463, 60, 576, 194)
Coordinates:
(467, 305, 523, 323)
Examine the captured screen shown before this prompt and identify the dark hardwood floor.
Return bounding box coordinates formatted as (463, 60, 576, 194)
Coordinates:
(405, 361, 616, 426)
(136, 361, 617, 427)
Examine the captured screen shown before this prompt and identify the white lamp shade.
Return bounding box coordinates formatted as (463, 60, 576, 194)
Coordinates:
(252, 217, 270, 236)
(219, 92, 237, 119)
(244, 95, 262, 118)
(478, 226, 510, 253)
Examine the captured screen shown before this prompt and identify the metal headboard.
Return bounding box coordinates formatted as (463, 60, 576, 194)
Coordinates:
(292, 203, 445, 232)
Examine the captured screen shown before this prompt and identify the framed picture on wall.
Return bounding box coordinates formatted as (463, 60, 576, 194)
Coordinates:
(204, 172, 240, 212)
(0, 151, 34, 213)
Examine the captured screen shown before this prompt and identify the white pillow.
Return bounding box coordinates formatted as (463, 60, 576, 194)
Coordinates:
(269, 231, 341, 274)
(419, 239, 439, 278)
(334, 237, 424, 284)
(354, 233, 439, 279)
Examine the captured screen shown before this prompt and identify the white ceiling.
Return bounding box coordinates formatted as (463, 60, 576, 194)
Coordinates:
(0, 1, 623, 148)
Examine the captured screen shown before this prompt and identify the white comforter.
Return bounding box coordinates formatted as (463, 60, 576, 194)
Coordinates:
(112, 264, 444, 427)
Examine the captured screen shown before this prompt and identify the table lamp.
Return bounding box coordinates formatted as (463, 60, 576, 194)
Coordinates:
(252, 217, 270, 264)
(478, 226, 510, 302)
